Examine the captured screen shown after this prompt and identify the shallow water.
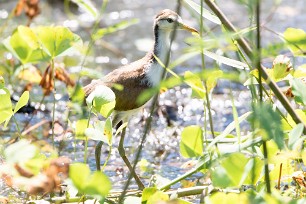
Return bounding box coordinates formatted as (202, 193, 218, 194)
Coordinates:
(1, 0, 306, 202)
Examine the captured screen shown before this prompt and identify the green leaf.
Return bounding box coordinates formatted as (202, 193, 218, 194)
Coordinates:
(182, 0, 221, 25)
(86, 85, 116, 118)
(0, 87, 13, 124)
(83, 171, 111, 196)
(206, 70, 223, 93)
(72, 0, 98, 19)
(75, 119, 89, 140)
(85, 121, 107, 142)
(288, 123, 304, 150)
(34, 26, 82, 58)
(147, 191, 169, 204)
(211, 166, 234, 188)
(93, 19, 139, 40)
(184, 71, 205, 98)
(208, 192, 249, 204)
(104, 117, 112, 145)
(85, 118, 112, 145)
(180, 125, 203, 158)
(203, 50, 248, 69)
(14, 91, 29, 114)
(0, 76, 5, 88)
(5, 26, 49, 64)
(69, 163, 91, 191)
(293, 64, 306, 78)
(212, 153, 263, 187)
(70, 83, 85, 104)
(251, 103, 285, 149)
(272, 55, 292, 80)
(142, 187, 158, 203)
(4, 139, 37, 164)
(291, 78, 306, 105)
(283, 28, 306, 57)
(69, 163, 111, 197)
(208, 112, 252, 150)
(168, 52, 199, 70)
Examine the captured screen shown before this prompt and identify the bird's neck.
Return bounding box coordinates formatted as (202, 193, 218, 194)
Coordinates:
(145, 26, 172, 87)
(153, 26, 172, 64)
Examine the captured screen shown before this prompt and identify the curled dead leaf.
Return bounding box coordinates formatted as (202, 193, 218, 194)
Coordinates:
(14, 0, 40, 20)
(55, 63, 75, 87)
(14, 163, 34, 178)
(0, 196, 9, 204)
(2, 157, 70, 195)
(39, 65, 53, 95)
(39, 64, 75, 96)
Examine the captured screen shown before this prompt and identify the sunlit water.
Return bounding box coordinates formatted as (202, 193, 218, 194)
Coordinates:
(0, 0, 305, 202)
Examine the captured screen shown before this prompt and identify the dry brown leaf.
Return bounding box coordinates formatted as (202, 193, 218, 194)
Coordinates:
(3, 157, 70, 195)
(14, 0, 40, 20)
(39, 64, 75, 95)
(0, 197, 9, 204)
(39, 65, 54, 96)
(14, 0, 25, 16)
(14, 164, 34, 178)
(55, 63, 75, 87)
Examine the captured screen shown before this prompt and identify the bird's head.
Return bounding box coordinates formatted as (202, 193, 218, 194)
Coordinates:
(154, 9, 198, 34)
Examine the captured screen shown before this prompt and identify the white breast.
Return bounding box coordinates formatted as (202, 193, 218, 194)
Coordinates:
(145, 30, 171, 87)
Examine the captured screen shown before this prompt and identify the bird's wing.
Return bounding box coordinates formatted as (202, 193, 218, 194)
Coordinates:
(84, 54, 154, 111)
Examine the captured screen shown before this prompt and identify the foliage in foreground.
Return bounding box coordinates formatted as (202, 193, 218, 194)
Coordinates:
(1, 0, 306, 203)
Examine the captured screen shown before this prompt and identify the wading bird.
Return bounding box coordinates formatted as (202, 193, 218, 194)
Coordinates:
(84, 9, 198, 189)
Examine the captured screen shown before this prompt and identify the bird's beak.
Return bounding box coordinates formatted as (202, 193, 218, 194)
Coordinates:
(178, 22, 199, 34)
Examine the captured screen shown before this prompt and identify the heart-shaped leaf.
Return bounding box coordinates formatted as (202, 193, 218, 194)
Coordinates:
(86, 85, 116, 118)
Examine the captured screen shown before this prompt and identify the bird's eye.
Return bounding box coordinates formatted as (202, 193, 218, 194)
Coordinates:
(167, 18, 174, 23)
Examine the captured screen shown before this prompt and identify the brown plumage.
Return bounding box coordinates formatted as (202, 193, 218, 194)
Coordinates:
(84, 9, 198, 124)
(84, 52, 154, 111)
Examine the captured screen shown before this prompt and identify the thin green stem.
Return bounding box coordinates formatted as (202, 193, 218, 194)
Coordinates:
(200, 1, 216, 160)
(12, 116, 22, 138)
(84, 107, 92, 163)
(102, 145, 112, 171)
(256, 0, 271, 194)
(51, 59, 56, 147)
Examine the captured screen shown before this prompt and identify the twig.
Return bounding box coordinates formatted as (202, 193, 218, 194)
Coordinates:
(277, 163, 283, 190)
(21, 119, 49, 135)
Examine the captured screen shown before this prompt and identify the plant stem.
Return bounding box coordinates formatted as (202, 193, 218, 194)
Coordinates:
(84, 107, 92, 163)
(51, 59, 56, 147)
(256, 0, 271, 194)
(200, 1, 216, 143)
(102, 145, 112, 171)
(12, 116, 22, 138)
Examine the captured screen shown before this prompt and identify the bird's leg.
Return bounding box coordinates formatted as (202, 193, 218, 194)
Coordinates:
(118, 127, 145, 190)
